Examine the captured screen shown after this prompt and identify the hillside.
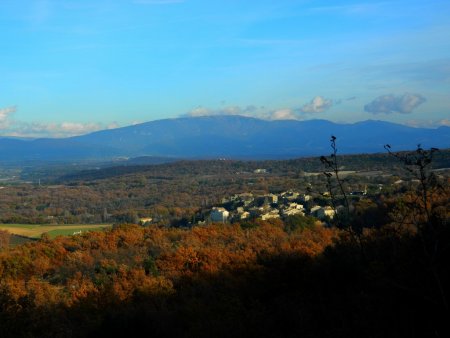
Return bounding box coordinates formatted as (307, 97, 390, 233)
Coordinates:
(0, 148, 448, 226)
(1, 116, 449, 161)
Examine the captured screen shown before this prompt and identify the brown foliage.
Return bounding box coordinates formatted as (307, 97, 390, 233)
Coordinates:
(0, 230, 10, 250)
(0, 188, 448, 338)
(0, 221, 337, 312)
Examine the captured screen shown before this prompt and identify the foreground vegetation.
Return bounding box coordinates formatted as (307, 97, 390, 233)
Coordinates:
(0, 181, 448, 337)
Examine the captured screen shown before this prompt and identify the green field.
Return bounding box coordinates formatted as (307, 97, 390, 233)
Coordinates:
(0, 224, 112, 239)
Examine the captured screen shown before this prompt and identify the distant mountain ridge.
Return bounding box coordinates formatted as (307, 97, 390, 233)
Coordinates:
(2, 115, 449, 162)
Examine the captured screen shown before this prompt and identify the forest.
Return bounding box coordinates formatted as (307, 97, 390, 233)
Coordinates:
(0, 146, 449, 337)
(0, 149, 449, 225)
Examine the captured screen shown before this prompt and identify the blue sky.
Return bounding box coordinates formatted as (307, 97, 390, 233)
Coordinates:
(1, 0, 449, 137)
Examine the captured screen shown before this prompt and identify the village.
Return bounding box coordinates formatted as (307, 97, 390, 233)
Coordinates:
(139, 186, 370, 227)
(203, 188, 366, 224)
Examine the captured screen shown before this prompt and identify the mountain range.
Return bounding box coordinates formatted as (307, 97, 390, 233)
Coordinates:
(1, 116, 449, 162)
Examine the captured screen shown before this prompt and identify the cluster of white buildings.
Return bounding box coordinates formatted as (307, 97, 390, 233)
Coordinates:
(208, 191, 336, 223)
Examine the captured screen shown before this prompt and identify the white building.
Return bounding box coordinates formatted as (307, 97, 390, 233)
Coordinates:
(240, 211, 250, 220)
(139, 217, 153, 225)
(261, 209, 280, 220)
(301, 194, 312, 202)
(210, 207, 230, 223)
(310, 205, 322, 214)
(266, 193, 278, 204)
(282, 203, 305, 217)
(282, 208, 305, 217)
(288, 203, 303, 210)
(316, 206, 335, 219)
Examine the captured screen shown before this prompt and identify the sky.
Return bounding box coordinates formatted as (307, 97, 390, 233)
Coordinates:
(1, 0, 450, 137)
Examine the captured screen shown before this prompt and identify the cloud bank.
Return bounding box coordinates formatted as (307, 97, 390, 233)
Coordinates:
(364, 93, 426, 114)
(404, 119, 450, 128)
(185, 95, 337, 121)
(185, 105, 299, 121)
(0, 106, 119, 138)
(6, 121, 109, 138)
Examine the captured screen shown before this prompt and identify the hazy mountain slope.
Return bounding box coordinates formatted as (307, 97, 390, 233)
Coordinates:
(3, 116, 449, 161)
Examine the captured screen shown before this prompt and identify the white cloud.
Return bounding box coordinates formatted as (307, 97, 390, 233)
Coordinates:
(364, 93, 426, 114)
(186, 106, 214, 117)
(0, 105, 124, 138)
(269, 109, 298, 120)
(107, 122, 120, 129)
(300, 96, 333, 114)
(222, 106, 243, 115)
(0, 106, 17, 117)
(13, 121, 104, 138)
(0, 105, 16, 118)
(438, 119, 450, 127)
(185, 105, 259, 118)
(184, 105, 301, 121)
(0, 106, 120, 137)
(0, 106, 17, 128)
(404, 119, 450, 128)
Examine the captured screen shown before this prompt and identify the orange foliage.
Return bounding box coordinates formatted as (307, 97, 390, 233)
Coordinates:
(0, 219, 338, 326)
